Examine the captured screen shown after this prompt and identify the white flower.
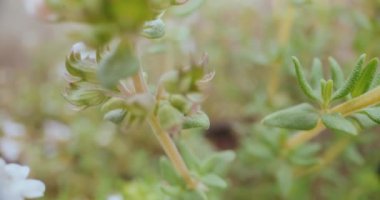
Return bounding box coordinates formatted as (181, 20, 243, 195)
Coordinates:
(71, 42, 97, 61)
(0, 119, 26, 161)
(0, 159, 45, 200)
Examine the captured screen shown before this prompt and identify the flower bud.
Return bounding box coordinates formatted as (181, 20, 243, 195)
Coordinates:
(103, 109, 127, 124)
(169, 94, 192, 114)
(141, 18, 166, 39)
(157, 102, 184, 133)
(183, 111, 210, 130)
(64, 85, 108, 108)
(101, 98, 127, 113)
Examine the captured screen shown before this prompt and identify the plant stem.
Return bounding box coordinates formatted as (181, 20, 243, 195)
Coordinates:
(267, 2, 295, 104)
(286, 86, 380, 149)
(131, 68, 198, 189)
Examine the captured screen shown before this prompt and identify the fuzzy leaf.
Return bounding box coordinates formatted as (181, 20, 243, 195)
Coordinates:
(332, 54, 366, 100)
(311, 58, 324, 91)
(262, 103, 319, 130)
(329, 57, 345, 90)
(201, 174, 227, 189)
(360, 107, 380, 124)
(182, 111, 210, 130)
(201, 151, 235, 174)
(321, 113, 358, 135)
(275, 164, 293, 197)
(177, 142, 200, 170)
(98, 42, 139, 89)
(321, 79, 333, 106)
(292, 57, 320, 102)
(351, 58, 379, 97)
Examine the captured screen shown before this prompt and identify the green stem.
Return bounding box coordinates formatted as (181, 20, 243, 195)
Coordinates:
(131, 68, 198, 189)
(286, 86, 380, 149)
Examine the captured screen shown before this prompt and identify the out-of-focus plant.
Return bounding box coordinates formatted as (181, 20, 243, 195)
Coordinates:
(259, 54, 380, 196)
(25, 0, 235, 199)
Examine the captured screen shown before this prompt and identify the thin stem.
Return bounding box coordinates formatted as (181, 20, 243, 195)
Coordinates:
(286, 86, 380, 149)
(267, 3, 295, 104)
(131, 68, 198, 189)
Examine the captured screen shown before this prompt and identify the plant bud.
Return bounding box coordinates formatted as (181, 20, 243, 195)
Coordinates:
(103, 109, 127, 124)
(125, 94, 155, 117)
(101, 98, 127, 113)
(160, 70, 180, 93)
(169, 95, 192, 114)
(183, 111, 210, 130)
(157, 102, 184, 133)
(64, 87, 108, 108)
(141, 18, 166, 39)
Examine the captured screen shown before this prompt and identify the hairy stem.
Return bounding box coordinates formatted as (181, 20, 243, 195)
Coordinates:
(131, 69, 198, 189)
(286, 86, 380, 149)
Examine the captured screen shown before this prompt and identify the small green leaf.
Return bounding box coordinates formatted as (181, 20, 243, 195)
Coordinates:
(351, 58, 379, 97)
(275, 164, 293, 197)
(311, 58, 324, 91)
(292, 57, 320, 102)
(177, 142, 201, 170)
(262, 103, 319, 130)
(321, 79, 334, 107)
(182, 111, 210, 130)
(98, 41, 139, 89)
(332, 54, 366, 100)
(360, 107, 380, 124)
(321, 113, 358, 135)
(201, 174, 227, 189)
(201, 151, 235, 174)
(328, 57, 344, 90)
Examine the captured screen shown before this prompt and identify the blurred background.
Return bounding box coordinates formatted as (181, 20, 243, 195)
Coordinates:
(1, 0, 380, 199)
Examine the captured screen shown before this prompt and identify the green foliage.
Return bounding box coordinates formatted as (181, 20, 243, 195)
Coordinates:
(98, 42, 139, 89)
(262, 103, 319, 130)
(321, 113, 358, 135)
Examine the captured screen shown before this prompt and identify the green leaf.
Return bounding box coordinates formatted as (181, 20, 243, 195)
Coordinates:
(328, 57, 345, 90)
(201, 174, 227, 189)
(159, 157, 182, 184)
(177, 142, 200, 171)
(332, 54, 366, 100)
(292, 57, 320, 102)
(98, 41, 139, 89)
(275, 164, 293, 197)
(351, 58, 379, 97)
(321, 113, 358, 135)
(311, 58, 324, 91)
(321, 79, 334, 107)
(201, 151, 235, 174)
(360, 107, 380, 124)
(182, 111, 210, 130)
(262, 103, 319, 130)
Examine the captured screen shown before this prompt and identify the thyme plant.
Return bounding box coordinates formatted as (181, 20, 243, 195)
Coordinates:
(33, 0, 234, 199)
